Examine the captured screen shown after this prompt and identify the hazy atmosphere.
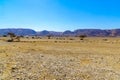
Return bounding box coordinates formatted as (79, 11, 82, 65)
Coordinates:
(0, 0, 120, 31)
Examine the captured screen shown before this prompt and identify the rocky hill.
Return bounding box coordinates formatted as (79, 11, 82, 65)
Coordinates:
(37, 29, 120, 37)
(62, 29, 120, 37)
(36, 30, 62, 36)
(0, 28, 120, 37)
(0, 28, 36, 36)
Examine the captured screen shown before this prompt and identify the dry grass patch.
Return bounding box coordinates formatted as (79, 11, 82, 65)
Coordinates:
(0, 37, 120, 80)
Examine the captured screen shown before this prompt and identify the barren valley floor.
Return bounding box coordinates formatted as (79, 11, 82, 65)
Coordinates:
(0, 38, 120, 80)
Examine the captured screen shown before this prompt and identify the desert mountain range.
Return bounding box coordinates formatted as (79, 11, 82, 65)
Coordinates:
(0, 28, 120, 37)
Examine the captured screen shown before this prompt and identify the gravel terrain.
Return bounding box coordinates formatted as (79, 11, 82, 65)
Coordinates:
(0, 38, 120, 80)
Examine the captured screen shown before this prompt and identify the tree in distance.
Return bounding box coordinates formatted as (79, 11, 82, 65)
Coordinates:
(7, 32, 20, 42)
(2, 35, 7, 37)
(47, 34, 53, 39)
(77, 35, 87, 40)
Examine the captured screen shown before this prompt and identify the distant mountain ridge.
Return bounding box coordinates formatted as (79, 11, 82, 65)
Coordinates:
(0, 28, 36, 36)
(0, 28, 120, 37)
(37, 29, 120, 37)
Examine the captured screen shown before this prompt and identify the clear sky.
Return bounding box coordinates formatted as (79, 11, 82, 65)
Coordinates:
(0, 0, 120, 31)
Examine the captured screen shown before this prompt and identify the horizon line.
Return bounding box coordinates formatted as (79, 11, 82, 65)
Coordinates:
(0, 28, 120, 32)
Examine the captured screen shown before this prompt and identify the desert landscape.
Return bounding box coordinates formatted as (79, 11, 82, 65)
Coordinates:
(0, 37, 120, 80)
(1, 0, 120, 80)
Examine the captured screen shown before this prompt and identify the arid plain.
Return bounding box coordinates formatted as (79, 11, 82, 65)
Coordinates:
(0, 37, 120, 80)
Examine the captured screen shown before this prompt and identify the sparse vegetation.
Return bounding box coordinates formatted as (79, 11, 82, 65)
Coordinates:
(0, 37, 120, 80)
(2, 35, 7, 37)
(7, 32, 15, 42)
(47, 34, 52, 39)
(7, 32, 20, 42)
(78, 34, 87, 40)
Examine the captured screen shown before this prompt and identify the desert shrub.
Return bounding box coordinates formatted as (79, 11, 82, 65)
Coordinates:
(38, 37, 42, 39)
(69, 38, 74, 40)
(32, 37, 35, 39)
(47, 35, 52, 39)
(26, 37, 29, 39)
(78, 35, 87, 40)
(3, 35, 7, 37)
(103, 39, 108, 41)
(54, 41, 57, 43)
(20, 35, 24, 38)
(7, 32, 21, 42)
(7, 32, 16, 37)
(7, 39, 13, 42)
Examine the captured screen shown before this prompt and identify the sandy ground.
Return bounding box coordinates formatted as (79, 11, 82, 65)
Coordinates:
(0, 38, 120, 80)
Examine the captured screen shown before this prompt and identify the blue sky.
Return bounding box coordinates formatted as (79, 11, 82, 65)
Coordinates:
(0, 0, 120, 31)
